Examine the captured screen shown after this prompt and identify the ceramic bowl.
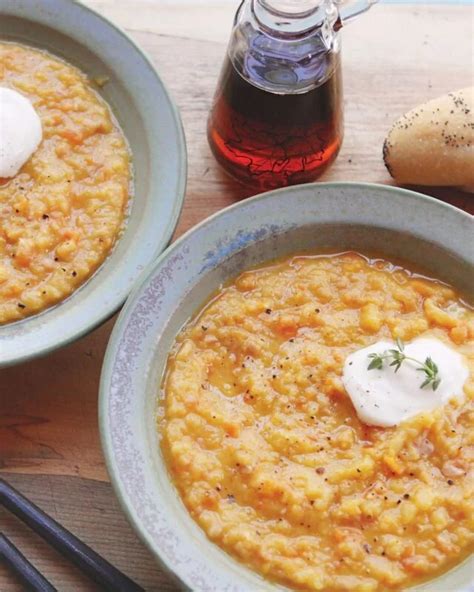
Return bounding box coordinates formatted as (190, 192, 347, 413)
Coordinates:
(100, 183, 473, 591)
(0, 0, 186, 366)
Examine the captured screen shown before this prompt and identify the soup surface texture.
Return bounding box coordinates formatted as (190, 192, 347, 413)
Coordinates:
(160, 252, 473, 592)
(0, 42, 130, 323)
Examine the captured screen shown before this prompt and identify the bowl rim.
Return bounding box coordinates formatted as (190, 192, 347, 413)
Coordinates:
(0, 0, 187, 367)
(100, 181, 473, 591)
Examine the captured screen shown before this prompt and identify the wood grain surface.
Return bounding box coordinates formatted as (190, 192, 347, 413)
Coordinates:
(1, 3, 472, 590)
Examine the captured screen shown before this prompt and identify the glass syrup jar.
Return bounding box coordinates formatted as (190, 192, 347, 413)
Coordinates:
(208, 0, 378, 190)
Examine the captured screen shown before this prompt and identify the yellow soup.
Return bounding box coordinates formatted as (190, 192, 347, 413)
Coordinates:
(0, 42, 131, 323)
(160, 252, 473, 592)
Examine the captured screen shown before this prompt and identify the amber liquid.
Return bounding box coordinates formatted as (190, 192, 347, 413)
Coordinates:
(208, 57, 343, 190)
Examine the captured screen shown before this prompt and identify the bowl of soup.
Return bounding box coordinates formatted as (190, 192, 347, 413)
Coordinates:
(100, 182, 473, 592)
(0, 0, 186, 366)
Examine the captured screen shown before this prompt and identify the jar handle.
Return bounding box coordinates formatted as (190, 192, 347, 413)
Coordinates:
(334, 0, 378, 29)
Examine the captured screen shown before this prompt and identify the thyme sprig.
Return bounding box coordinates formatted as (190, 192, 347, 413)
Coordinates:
(367, 338, 441, 391)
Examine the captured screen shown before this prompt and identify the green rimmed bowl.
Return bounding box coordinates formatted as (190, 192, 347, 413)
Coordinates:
(0, 0, 186, 366)
(100, 183, 473, 592)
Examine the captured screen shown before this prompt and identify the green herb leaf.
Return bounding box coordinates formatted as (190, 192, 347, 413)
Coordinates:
(368, 356, 384, 371)
(396, 337, 405, 352)
(390, 360, 403, 372)
(425, 357, 438, 375)
(366, 340, 441, 391)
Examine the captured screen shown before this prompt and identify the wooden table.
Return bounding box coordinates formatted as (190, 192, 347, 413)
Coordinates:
(1, 2, 472, 590)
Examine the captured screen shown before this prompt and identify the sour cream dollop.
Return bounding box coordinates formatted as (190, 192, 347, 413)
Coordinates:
(343, 338, 468, 427)
(0, 87, 42, 178)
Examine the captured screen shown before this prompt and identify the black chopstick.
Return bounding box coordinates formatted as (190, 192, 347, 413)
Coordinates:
(0, 478, 145, 592)
(0, 533, 57, 592)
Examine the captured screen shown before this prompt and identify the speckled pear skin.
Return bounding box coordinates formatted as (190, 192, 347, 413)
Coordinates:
(383, 87, 474, 187)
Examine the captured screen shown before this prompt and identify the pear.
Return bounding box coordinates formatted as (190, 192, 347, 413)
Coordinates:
(383, 87, 473, 188)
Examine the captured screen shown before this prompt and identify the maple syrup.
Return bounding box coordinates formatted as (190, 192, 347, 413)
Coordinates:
(208, 55, 343, 189)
